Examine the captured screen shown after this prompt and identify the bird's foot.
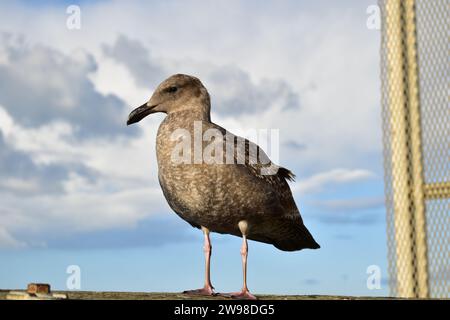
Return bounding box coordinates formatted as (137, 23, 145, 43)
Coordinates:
(218, 289, 257, 300)
(183, 285, 216, 296)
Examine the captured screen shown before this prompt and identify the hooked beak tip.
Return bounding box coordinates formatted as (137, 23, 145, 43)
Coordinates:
(126, 103, 155, 126)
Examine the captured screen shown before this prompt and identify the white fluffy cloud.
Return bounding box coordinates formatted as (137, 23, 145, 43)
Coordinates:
(0, 226, 25, 249)
(316, 197, 384, 212)
(294, 168, 375, 194)
(0, 104, 169, 247)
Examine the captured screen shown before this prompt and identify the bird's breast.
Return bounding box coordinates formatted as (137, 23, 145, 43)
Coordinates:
(155, 119, 215, 219)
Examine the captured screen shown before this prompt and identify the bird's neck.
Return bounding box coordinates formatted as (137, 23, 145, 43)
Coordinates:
(167, 106, 211, 122)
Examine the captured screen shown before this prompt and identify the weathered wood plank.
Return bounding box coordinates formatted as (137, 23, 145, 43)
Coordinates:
(0, 290, 391, 300)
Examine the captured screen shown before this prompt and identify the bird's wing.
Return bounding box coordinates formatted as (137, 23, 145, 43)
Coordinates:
(207, 121, 296, 195)
(205, 122, 320, 250)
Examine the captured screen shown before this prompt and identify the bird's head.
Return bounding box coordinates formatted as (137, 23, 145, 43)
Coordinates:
(127, 74, 210, 125)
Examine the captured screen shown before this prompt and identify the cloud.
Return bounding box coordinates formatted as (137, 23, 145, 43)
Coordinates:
(317, 211, 380, 225)
(0, 129, 95, 195)
(0, 30, 173, 249)
(0, 103, 171, 248)
(40, 216, 196, 249)
(0, 33, 169, 249)
(314, 199, 383, 225)
(0, 184, 169, 247)
(104, 35, 301, 116)
(0, 32, 136, 139)
(294, 168, 375, 193)
(206, 65, 300, 115)
(103, 35, 165, 88)
(0, 226, 25, 249)
(310, 196, 384, 225)
(284, 140, 307, 151)
(316, 197, 384, 212)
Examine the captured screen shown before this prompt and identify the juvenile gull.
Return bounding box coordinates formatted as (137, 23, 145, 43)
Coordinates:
(127, 74, 320, 299)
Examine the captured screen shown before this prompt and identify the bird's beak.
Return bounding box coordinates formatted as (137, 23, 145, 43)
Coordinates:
(127, 102, 157, 126)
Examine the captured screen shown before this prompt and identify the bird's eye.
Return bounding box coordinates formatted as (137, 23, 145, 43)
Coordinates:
(167, 86, 178, 93)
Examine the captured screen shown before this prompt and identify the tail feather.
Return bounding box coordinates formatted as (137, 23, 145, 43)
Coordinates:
(248, 217, 320, 252)
(273, 223, 320, 251)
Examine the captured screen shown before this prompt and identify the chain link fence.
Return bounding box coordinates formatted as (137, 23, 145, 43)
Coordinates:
(380, 0, 449, 298)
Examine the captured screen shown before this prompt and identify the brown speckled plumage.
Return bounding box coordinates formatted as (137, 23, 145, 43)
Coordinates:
(129, 74, 319, 252)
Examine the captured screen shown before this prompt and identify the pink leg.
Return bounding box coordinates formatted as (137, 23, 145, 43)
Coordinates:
(183, 226, 215, 296)
(228, 234, 257, 300)
(220, 221, 257, 300)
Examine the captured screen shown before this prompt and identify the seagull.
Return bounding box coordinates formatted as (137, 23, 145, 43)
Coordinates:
(127, 74, 320, 299)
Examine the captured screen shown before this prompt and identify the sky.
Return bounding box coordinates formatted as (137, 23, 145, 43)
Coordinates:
(0, 0, 389, 296)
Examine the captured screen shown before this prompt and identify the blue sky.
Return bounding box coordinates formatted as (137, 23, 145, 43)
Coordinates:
(0, 0, 389, 296)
